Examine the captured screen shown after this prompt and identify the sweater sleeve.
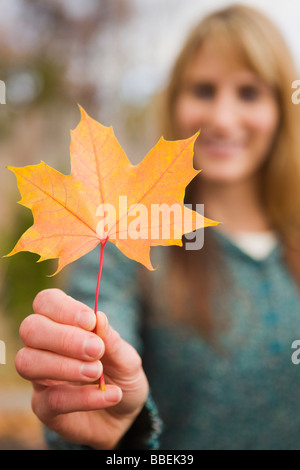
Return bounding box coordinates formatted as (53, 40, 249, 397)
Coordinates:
(44, 242, 163, 450)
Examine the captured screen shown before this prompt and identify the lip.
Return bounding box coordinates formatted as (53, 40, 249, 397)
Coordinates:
(199, 139, 245, 158)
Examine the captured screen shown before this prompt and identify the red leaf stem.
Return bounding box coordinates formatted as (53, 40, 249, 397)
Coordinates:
(93, 238, 108, 390)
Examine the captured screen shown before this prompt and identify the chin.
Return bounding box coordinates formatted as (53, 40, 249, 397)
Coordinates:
(199, 168, 249, 184)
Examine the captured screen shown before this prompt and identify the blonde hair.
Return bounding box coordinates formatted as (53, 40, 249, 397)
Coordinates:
(162, 4, 300, 241)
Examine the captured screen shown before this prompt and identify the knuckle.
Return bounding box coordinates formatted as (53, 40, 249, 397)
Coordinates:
(32, 288, 64, 314)
(60, 327, 83, 358)
(54, 296, 69, 323)
(80, 387, 95, 409)
(47, 386, 65, 414)
(56, 357, 68, 379)
(56, 356, 78, 381)
(19, 314, 37, 344)
(15, 347, 31, 378)
(60, 328, 74, 354)
(32, 289, 51, 313)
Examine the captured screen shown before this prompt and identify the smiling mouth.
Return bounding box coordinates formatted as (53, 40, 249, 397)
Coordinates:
(199, 139, 244, 157)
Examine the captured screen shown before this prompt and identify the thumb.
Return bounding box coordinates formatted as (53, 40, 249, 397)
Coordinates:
(95, 311, 142, 377)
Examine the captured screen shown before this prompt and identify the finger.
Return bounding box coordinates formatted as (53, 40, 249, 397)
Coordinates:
(15, 347, 103, 383)
(32, 288, 96, 331)
(20, 314, 104, 361)
(32, 383, 122, 420)
(95, 311, 143, 378)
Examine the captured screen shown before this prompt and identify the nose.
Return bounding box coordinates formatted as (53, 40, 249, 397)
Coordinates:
(208, 91, 239, 133)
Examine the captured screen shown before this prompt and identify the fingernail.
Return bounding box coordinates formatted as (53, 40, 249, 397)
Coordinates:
(83, 336, 103, 358)
(81, 361, 102, 379)
(106, 387, 122, 403)
(77, 309, 96, 330)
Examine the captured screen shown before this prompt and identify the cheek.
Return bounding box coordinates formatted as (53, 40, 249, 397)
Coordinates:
(246, 103, 279, 152)
(174, 97, 206, 138)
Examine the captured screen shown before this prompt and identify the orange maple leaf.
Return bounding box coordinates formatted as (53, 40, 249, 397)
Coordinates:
(6, 106, 218, 274)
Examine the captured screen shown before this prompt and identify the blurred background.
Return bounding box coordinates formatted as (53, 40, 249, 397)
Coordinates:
(0, 0, 299, 449)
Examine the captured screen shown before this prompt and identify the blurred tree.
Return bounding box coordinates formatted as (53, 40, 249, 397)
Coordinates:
(0, 0, 132, 325)
(1, 209, 63, 326)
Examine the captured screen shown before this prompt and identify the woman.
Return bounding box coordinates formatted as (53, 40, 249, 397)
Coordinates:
(15, 5, 300, 449)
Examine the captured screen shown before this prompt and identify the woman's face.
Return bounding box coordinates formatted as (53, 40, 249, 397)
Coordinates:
(173, 40, 280, 184)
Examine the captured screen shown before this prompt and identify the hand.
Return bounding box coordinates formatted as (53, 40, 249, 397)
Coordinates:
(15, 288, 149, 449)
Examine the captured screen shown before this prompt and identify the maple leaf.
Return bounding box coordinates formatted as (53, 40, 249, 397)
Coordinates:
(6, 106, 218, 274)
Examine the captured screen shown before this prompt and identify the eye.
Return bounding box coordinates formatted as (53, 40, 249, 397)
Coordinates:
(190, 83, 215, 99)
(239, 85, 260, 101)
